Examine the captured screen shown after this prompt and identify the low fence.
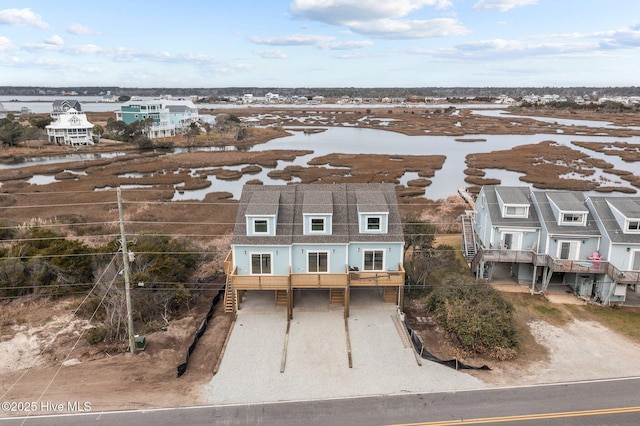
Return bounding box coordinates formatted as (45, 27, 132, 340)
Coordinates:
(405, 321, 490, 371)
(176, 289, 224, 378)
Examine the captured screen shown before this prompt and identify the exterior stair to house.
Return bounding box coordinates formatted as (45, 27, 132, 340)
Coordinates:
(275, 290, 288, 306)
(223, 274, 236, 314)
(383, 286, 398, 303)
(461, 212, 477, 264)
(329, 288, 345, 305)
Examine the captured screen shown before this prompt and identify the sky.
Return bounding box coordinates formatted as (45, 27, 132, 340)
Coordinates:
(1, 0, 639, 88)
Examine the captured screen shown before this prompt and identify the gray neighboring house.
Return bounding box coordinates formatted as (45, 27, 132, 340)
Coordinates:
(472, 186, 541, 284)
(51, 100, 82, 119)
(587, 196, 640, 302)
(467, 185, 640, 305)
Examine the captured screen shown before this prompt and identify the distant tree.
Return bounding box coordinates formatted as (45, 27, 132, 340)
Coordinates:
(403, 214, 436, 256)
(19, 126, 44, 142)
(28, 115, 53, 129)
(183, 122, 200, 145)
(93, 124, 104, 137)
(105, 117, 127, 139)
(0, 119, 24, 146)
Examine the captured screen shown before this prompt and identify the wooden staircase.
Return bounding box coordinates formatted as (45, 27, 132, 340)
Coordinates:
(461, 213, 477, 263)
(329, 288, 345, 305)
(275, 290, 288, 306)
(383, 287, 398, 303)
(224, 280, 236, 314)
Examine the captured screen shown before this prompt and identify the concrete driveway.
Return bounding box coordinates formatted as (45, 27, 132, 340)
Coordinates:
(202, 289, 485, 405)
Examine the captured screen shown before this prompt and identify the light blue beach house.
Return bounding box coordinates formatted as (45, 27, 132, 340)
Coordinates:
(115, 98, 199, 139)
(224, 183, 406, 318)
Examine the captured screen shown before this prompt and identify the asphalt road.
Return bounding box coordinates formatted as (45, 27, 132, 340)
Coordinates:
(2, 376, 640, 425)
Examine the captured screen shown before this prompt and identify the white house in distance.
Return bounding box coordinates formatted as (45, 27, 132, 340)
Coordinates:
(46, 108, 95, 145)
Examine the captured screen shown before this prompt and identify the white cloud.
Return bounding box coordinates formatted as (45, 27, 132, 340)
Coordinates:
(326, 40, 373, 50)
(44, 35, 64, 46)
(450, 38, 596, 60)
(66, 44, 103, 55)
(0, 8, 48, 29)
(473, 0, 537, 12)
(291, 0, 452, 23)
(255, 49, 287, 59)
(250, 33, 373, 50)
(289, 0, 464, 40)
(598, 27, 640, 49)
(0, 36, 14, 51)
(250, 34, 336, 46)
(347, 18, 469, 39)
(67, 23, 95, 35)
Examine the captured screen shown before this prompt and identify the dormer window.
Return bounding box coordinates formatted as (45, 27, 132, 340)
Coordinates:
(367, 217, 381, 231)
(253, 219, 268, 234)
(561, 213, 586, 225)
(311, 218, 325, 232)
(504, 205, 528, 218)
(627, 220, 640, 233)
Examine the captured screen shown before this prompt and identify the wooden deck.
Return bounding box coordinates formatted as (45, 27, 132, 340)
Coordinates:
(476, 248, 640, 285)
(223, 251, 405, 317)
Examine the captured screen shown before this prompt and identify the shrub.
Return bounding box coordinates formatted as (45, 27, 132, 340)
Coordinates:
(85, 327, 106, 344)
(427, 283, 519, 360)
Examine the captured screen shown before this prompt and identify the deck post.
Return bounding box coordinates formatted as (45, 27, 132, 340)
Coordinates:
(287, 272, 293, 320)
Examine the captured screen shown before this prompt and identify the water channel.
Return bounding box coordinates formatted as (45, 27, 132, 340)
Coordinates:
(2, 106, 638, 200)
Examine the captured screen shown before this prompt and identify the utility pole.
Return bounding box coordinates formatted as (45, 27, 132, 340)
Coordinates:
(117, 187, 136, 354)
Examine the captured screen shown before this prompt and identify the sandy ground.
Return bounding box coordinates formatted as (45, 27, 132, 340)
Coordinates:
(471, 318, 640, 386)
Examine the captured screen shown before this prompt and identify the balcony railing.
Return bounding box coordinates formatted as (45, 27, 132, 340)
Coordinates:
(229, 267, 290, 290)
(224, 251, 405, 289)
(349, 263, 405, 287)
(477, 248, 640, 285)
(290, 271, 348, 288)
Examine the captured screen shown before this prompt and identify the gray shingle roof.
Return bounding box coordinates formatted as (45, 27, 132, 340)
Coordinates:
(495, 186, 530, 205)
(607, 198, 640, 218)
(245, 191, 280, 216)
(356, 190, 389, 213)
(588, 196, 640, 244)
(232, 183, 403, 245)
(482, 186, 541, 228)
(302, 191, 333, 214)
(532, 191, 600, 236)
(546, 192, 588, 212)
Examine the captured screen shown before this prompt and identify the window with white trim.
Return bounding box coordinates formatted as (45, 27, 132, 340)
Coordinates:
(250, 253, 271, 274)
(363, 250, 384, 271)
(627, 220, 640, 233)
(367, 217, 381, 231)
(308, 251, 328, 273)
(311, 218, 325, 232)
(253, 219, 268, 234)
(504, 205, 527, 218)
(561, 213, 586, 225)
